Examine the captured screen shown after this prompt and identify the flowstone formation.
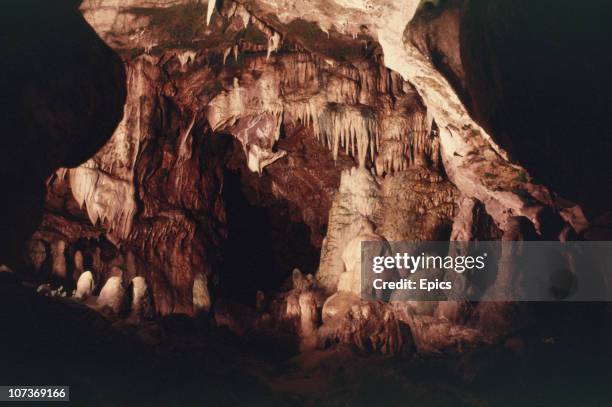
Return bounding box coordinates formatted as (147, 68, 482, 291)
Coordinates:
(25, 0, 587, 355)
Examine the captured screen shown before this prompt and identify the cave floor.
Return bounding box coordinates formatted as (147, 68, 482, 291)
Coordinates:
(1, 273, 612, 407)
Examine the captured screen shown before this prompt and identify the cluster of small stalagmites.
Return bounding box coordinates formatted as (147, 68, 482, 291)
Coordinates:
(250, 268, 323, 350)
(29, 240, 153, 321)
(279, 269, 320, 351)
(261, 266, 408, 355)
(208, 268, 324, 352)
(319, 293, 406, 356)
(77, 268, 153, 322)
(316, 222, 409, 356)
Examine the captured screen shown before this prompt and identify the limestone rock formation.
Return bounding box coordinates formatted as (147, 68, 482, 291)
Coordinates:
(50, 240, 67, 280)
(74, 271, 95, 301)
(320, 292, 407, 356)
(130, 276, 154, 321)
(97, 276, 126, 316)
(192, 273, 212, 317)
(20, 0, 603, 356)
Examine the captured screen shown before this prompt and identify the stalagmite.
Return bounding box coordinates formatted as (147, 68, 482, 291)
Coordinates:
(130, 276, 153, 321)
(292, 268, 305, 291)
(110, 265, 123, 278)
(97, 276, 125, 315)
(93, 247, 103, 275)
(318, 167, 380, 292)
(298, 291, 318, 351)
(74, 250, 84, 276)
(51, 240, 67, 279)
(337, 230, 385, 295)
(27, 240, 47, 272)
(193, 273, 211, 316)
(319, 295, 405, 356)
(74, 271, 95, 301)
(305, 274, 315, 290)
(285, 293, 301, 319)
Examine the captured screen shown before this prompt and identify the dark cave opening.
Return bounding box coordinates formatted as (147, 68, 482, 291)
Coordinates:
(460, 0, 612, 217)
(217, 137, 320, 306)
(0, 0, 126, 266)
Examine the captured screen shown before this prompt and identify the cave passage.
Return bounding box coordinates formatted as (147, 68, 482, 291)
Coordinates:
(218, 143, 320, 306)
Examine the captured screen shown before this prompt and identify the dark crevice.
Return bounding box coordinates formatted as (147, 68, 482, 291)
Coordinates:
(218, 136, 319, 306)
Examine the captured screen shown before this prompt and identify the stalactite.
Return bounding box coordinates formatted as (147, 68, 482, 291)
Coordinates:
(177, 115, 196, 163)
(69, 167, 137, 242)
(233, 4, 251, 29)
(317, 105, 377, 167)
(177, 50, 197, 68)
(267, 32, 281, 59)
(63, 57, 151, 243)
(206, 0, 216, 26)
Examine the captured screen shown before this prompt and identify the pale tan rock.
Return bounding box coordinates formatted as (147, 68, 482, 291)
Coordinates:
(298, 291, 318, 351)
(97, 276, 125, 315)
(193, 273, 212, 316)
(74, 271, 95, 301)
(130, 276, 153, 321)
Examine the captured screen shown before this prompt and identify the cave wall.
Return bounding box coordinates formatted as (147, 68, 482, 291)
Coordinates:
(408, 0, 612, 218)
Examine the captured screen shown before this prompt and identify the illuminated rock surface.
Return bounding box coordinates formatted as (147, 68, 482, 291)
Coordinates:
(19, 0, 608, 357)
